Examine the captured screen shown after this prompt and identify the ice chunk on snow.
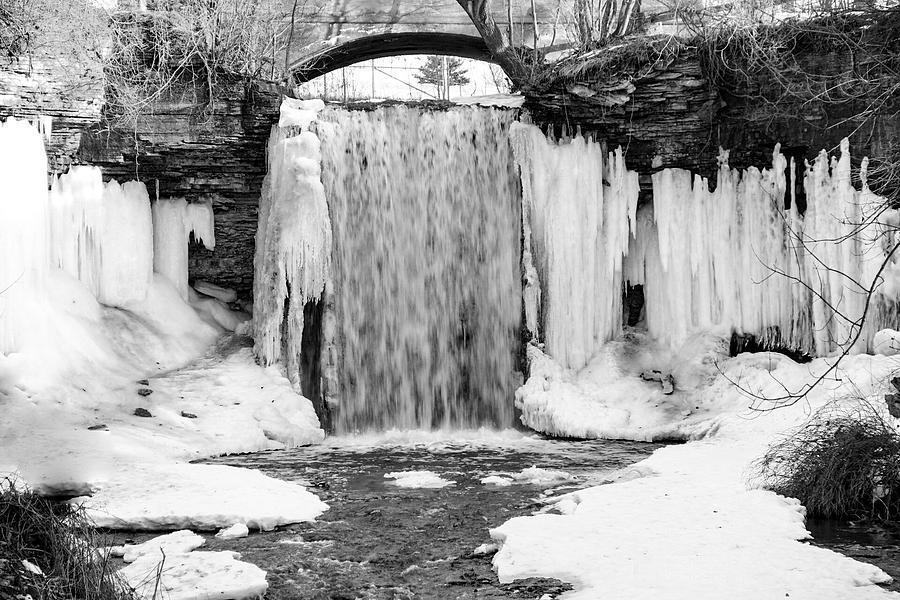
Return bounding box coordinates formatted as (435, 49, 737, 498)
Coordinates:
(118, 550, 267, 600)
(215, 523, 249, 540)
(384, 471, 455, 489)
(77, 463, 328, 531)
(122, 530, 205, 563)
(153, 198, 215, 301)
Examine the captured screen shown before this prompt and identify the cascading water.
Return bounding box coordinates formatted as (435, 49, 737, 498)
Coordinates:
(316, 106, 523, 433)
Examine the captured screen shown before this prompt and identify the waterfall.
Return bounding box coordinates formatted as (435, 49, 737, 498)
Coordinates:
(317, 106, 523, 432)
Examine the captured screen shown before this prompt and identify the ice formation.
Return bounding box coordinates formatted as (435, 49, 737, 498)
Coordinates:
(153, 198, 215, 301)
(49, 167, 153, 308)
(318, 106, 522, 431)
(0, 118, 50, 353)
(511, 122, 639, 370)
(629, 141, 897, 355)
(252, 98, 331, 387)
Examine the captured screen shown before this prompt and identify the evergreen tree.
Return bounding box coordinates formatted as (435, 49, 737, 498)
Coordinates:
(415, 56, 470, 99)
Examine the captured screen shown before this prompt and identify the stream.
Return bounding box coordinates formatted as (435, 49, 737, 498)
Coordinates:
(193, 435, 662, 599)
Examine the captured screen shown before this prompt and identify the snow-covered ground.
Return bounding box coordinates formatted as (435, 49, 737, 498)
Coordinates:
(493, 336, 900, 599)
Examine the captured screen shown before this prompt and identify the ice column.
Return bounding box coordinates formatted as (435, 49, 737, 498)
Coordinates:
(252, 98, 331, 385)
(49, 167, 153, 307)
(0, 118, 50, 353)
(511, 123, 639, 370)
(152, 198, 215, 301)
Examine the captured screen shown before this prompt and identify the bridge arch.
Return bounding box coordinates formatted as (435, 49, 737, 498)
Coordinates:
(291, 32, 494, 85)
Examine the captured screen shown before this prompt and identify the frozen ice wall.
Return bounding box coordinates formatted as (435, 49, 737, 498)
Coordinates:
(253, 99, 331, 385)
(630, 141, 897, 355)
(0, 118, 51, 353)
(153, 198, 215, 301)
(49, 167, 154, 308)
(511, 123, 639, 370)
(318, 106, 523, 432)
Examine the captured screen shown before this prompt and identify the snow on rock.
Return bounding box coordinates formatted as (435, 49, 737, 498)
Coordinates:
(278, 97, 324, 129)
(494, 350, 900, 599)
(119, 550, 267, 600)
(215, 523, 250, 540)
(384, 471, 456, 489)
(511, 466, 574, 485)
(193, 280, 237, 304)
(480, 475, 514, 487)
(77, 463, 327, 531)
(451, 94, 525, 108)
(122, 530, 205, 563)
(482, 468, 574, 487)
(873, 329, 900, 356)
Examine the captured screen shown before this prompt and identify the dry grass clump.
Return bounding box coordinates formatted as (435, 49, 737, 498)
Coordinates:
(0, 481, 132, 600)
(756, 400, 900, 519)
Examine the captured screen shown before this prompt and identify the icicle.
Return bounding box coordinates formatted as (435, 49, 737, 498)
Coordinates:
(252, 98, 331, 392)
(641, 138, 894, 355)
(152, 198, 214, 301)
(511, 122, 639, 370)
(0, 118, 50, 353)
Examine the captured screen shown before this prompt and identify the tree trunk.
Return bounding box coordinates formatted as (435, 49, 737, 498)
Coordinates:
(455, 0, 528, 85)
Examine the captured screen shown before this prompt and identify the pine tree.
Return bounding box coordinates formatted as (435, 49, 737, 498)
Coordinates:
(415, 56, 470, 99)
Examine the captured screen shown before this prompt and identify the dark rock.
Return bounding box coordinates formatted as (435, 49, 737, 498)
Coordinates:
(887, 394, 900, 419)
(137, 379, 150, 386)
(87, 424, 108, 431)
(133, 408, 152, 417)
(137, 388, 153, 397)
(180, 411, 198, 419)
(891, 377, 900, 394)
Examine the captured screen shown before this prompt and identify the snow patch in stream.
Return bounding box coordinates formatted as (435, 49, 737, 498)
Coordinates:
(119, 549, 267, 600)
(384, 471, 456, 489)
(75, 463, 328, 531)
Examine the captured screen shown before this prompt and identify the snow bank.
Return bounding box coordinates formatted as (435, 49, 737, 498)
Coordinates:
(495, 348, 900, 599)
(384, 471, 456, 489)
(518, 333, 730, 441)
(78, 463, 327, 531)
(119, 550, 267, 600)
(0, 119, 325, 536)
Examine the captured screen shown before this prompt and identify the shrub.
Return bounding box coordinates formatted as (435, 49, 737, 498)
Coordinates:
(0, 481, 132, 600)
(756, 399, 900, 519)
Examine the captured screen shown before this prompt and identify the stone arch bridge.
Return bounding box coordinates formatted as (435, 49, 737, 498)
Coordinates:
(286, 0, 574, 83)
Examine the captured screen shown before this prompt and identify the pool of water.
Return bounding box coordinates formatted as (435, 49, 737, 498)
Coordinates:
(193, 434, 663, 599)
(807, 518, 900, 592)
